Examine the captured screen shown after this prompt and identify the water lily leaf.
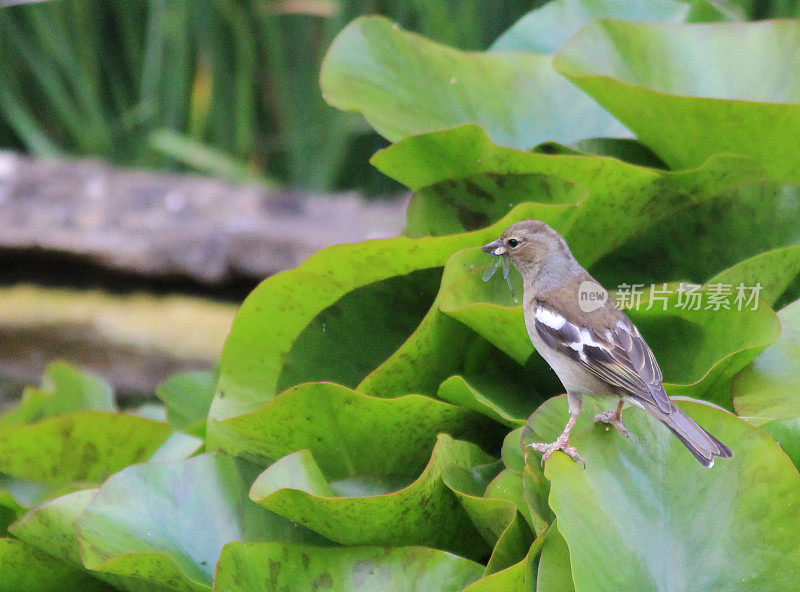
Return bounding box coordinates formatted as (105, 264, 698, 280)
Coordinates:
(708, 245, 800, 310)
(535, 524, 574, 592)
(0, 474, 69, 516)
(530, 396, 800, 592)
(373, 127, 783, 283)
(595, 180, 800, 288)
(484, 469, 525, 514)
(501, 428, 527, 474)
(383, 128, 800, 289)
(373, 126, 654, 240)
(156, 370, 217, 437)
(491, 0, 691, 54)
(250, 435, 495, 560)
(759, 418, 800, 470)
(0, 538, 108, 592)
(733, 299, 800, 420)
(209, 382, 495, 480)
(209, 202, 568, 451)
(76, 453, 325, 591)
(483, 513, 534, 576)
(438, 248, 779, 409)
(566, 138, 667, 169)
(321, 17, 629, 150)
(0, 411, 170, 483)
(625, 287, 779, 406)
(355, 245, 544, 401)
(441, 460, 519, 551)
(437, 375, 529, 427)
(10, 489, 96, 567)
(11, 489, 183, 592)
(276, 267, 442, 393)
(522, 463, 553, 538)
(0, 492, 22, 534)
(406, 174, 581, 239)
(554, 20, 800, 183)
(494, 431, 552, 535)
(437, 249, 531, 366)
(149, 432, 204, 463)
(461, 538, 542, 592)
(213, 542, 485, 592)
(0, 361, 114, 426)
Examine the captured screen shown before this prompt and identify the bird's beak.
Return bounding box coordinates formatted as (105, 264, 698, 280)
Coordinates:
(481, 239, 506, 255)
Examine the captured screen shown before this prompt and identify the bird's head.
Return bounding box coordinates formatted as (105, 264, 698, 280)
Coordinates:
(481, 220, 575, 281)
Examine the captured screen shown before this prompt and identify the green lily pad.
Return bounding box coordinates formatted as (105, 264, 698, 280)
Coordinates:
(10, 489, 96, 567)
(321, 17, 629, 149)
(535, 524, 574, 592)
(625, 286, 780, 406)
(214, 542, 485, 592)
(0, 538, 108, 592)
(354, 246, 544, 401)
(491, 0, 691, 54)
(0, 491, 23, 534)
(554, 138, 667, 169)
(406, 174, 582, 239)
(250, 435, 495, 560)
(530, 396, 800, 592)
(494, 430, 553, 535)
(209, 202, 571, 452)
(554, 19, 800, 183)
(708, 245, 800, 311)
(483, 513, 534, 576)
(461, 538, 542, 592)
(733, 299, 800, 420)
(437, 249, 531, 366)
(437, 375, 530, 427)
(501, 428, 527, 474)
(441, 460, 519, 551)
(156, 370, 217, 437)
(76, 453, 325, 590)
(0, 411, 170, 483)
(759, 418, 800, 470)
(438, 248, 779, 409)
(375, 127, 800, 289)
(595, 178, 800, 288)
(372, 125, 654, 240)
(149, 432, 204, 463)
(11, 489, 179, 592)
(209, 381, 495, 480)
(484, 470, 535, 531)
(0, 361, 114, 426)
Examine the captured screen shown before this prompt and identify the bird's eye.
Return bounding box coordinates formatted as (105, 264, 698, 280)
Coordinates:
(508, 238, 519, 248)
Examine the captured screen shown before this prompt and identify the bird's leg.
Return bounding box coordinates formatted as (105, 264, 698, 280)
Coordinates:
(526, 395, 584, 466)
(594, 399, 630, 438)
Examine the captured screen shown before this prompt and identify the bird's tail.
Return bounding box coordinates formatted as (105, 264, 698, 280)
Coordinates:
(649, 404, 733, 468)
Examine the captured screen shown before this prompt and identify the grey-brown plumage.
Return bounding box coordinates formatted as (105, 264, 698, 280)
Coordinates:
(482, 220, 733, 467)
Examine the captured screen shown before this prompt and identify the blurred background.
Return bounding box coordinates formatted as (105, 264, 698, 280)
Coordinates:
(1, 0, 798, 405)
(0, 0, 546, 406)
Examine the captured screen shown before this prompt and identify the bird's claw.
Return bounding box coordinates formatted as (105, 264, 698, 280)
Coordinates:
(526, 438, 584, 467)
(594, 410, 631, 438)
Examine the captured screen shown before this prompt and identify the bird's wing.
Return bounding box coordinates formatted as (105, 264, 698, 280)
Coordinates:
(533, 303, 672, 412)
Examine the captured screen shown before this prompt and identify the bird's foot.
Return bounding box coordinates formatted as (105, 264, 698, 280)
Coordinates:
(526, 436, 584, 466)
(594, 410, 630, 438)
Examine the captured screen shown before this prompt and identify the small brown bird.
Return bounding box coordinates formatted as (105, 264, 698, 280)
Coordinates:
(482, 220, 733, 467)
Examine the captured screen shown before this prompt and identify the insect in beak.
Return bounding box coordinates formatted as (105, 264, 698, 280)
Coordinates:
(481, 241, 515, 298)
(481, 239, 506, 255)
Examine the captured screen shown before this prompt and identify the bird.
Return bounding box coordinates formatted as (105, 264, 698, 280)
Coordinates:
(481, 220, 733, 467)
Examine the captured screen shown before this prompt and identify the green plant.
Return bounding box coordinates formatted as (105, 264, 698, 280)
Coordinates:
(0, 0, 538, 192)
(4, 1, 800, 590)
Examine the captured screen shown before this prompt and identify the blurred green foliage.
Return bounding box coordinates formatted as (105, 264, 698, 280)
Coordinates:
(0, 0, 542, 192)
